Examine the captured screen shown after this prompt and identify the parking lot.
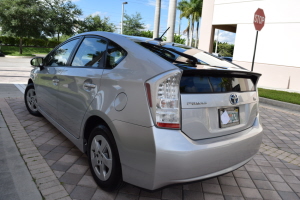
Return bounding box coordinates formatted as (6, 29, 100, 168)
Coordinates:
(1, 57, 300, 200)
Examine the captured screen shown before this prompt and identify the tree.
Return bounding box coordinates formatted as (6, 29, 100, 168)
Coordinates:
(123, 12, 145, 36)
(140, 30, 153, 38)
(174, 34, 186, 44)
(177, 0, 203, 47)
(177, 1, 190, 45)
(78, 15, 116, 33)
(42, 0, 82, 41)
(0, 0, 45, 54)
(140, 30, 185, 44)
(153, 0, 161, 38)
(213, 41, 234, 57)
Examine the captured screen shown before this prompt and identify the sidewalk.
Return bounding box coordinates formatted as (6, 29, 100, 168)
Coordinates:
(0, 84, 42, 200)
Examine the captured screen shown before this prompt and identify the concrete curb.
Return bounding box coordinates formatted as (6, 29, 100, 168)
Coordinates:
(5, 55, 35, 58)
(0, 98, 71, 200)
(259, 97, 300, 112)
(0, 109, 43, 200)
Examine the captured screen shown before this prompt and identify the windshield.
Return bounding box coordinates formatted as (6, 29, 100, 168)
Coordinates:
(135, 41, 241, 70)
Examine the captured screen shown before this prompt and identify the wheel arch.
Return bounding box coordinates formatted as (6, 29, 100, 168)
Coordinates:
(27, 79, 33, 85)
(82, 114, 118, 155)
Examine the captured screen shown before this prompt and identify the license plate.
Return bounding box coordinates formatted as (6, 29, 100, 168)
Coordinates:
(219, 107, 240, 128)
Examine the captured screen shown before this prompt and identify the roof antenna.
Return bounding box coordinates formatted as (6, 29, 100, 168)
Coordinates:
(154, 27, 170, 41)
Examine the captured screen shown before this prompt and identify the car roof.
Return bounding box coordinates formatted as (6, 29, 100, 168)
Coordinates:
(75, 31, 173, 46)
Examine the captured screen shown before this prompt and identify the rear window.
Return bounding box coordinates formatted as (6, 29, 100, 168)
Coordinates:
(136, 42, 207, 65)
(180, 76, 255, 93)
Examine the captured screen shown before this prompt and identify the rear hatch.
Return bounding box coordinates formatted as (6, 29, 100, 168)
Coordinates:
(180, 69, 261, 140)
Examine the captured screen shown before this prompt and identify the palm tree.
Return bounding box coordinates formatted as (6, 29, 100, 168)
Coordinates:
(153, 0, 161, 39)
(177, 0, 190, 45)
(177, 0, 203, 47)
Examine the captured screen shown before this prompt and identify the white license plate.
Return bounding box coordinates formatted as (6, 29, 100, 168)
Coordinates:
(219, 107, 240, 128)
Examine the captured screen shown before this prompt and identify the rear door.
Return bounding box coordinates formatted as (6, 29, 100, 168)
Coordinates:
(56, 36, 108, 138)
(180, 70, 260, 140)
(35, 38, 80, 121)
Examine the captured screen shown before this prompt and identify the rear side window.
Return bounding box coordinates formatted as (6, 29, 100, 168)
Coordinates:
(106, 42, 127, 68)
(180, 76, 255, 93)
(71, 37, 108, 67)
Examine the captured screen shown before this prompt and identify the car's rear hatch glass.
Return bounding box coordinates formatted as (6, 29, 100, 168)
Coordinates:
(180, 74, 255, 94)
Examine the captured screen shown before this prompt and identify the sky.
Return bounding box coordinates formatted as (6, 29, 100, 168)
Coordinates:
(73, 0, 236, 44)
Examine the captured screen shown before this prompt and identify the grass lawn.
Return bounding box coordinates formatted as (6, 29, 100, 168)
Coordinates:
(1, 45, 53, 56)
(258, 88, 300, 105)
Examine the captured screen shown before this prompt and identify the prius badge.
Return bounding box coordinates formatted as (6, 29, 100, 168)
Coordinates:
(187, 102, 207, 106)
(229, 94, 239, 105)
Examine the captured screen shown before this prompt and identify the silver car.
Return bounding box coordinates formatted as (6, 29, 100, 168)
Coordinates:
(25, 31, 263, 190)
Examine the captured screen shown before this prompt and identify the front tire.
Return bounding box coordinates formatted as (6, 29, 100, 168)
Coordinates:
(88, 125, 122, 190)
(24, 83, 41, 116)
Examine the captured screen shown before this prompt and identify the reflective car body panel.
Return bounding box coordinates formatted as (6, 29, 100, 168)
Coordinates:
(34, 66, 64, 121)
(57, 67, 104, 138)
(112, 115, 262, 190)
(181, 92, 258, 140)
(28, 31, 263, 190)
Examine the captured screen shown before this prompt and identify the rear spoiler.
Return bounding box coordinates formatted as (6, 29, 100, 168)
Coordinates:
(181, 69, 262, 86)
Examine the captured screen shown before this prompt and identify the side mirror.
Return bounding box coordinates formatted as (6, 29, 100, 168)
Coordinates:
(30, 57, 44, 69)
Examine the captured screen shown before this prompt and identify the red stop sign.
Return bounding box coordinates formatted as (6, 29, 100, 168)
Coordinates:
(253, 8, 265, 31)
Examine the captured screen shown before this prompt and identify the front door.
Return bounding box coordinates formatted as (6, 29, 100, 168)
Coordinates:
(35, 38, 80, 121)
(57, 36, 108, 138)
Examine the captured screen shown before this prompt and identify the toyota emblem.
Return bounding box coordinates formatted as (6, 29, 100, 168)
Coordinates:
(229, 94, 239, 105)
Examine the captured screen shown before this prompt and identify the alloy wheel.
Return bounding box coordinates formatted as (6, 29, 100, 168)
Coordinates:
(26, 88, 38, 112)
(90, 135, 113, 181)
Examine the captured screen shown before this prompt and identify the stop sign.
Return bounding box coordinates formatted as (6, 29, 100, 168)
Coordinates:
(253, 8, 265, 31)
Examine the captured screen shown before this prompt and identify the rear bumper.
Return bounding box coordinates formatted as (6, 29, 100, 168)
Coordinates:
(114, 115, 263, 190)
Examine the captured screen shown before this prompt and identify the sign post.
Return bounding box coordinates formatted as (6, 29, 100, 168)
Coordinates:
(252, 8, 265, 71)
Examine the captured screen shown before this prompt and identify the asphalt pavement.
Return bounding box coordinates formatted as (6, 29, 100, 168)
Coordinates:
(0, 57, 32, 84)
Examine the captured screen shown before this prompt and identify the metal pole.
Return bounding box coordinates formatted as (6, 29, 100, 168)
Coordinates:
(121, 3, 124, 34)
(121, 2, 128, 35)
(153, 0, 161, 38)
(215, 29, 219, 53)
(251, 31, 258, 71)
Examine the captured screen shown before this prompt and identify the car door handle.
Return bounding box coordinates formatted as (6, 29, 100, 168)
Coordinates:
(83, 83, 96, 88)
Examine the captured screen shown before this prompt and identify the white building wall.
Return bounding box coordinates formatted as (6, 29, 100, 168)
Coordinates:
(234, 23, 300, 68)
(209, 0, 300, 90)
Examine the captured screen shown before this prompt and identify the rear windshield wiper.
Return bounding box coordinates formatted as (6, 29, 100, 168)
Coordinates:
(141, 42, 199, 66)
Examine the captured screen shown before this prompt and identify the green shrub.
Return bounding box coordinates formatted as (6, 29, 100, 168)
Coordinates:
(36, 39, 47, 47)
(8, 36, 17, 45)
(48, 40, 60, 48)
(23, 38, 29, 46)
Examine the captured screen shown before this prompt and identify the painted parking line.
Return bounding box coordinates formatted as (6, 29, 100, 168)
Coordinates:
(15, 84, 26, 94)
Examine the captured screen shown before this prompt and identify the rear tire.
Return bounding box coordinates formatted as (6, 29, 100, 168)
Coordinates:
(24, 83, 41, 116)
(87, 125, 122, 190)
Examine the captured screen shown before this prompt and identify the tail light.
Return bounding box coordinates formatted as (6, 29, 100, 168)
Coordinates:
(145, 70, 182, 129)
